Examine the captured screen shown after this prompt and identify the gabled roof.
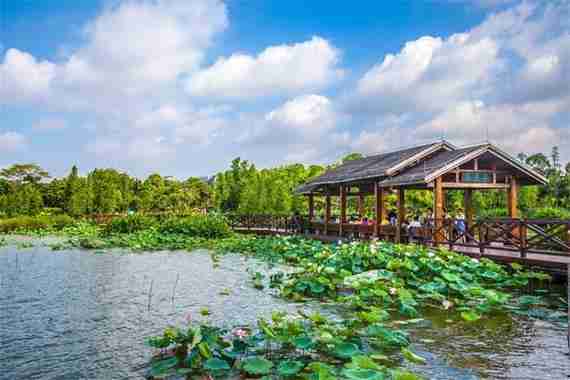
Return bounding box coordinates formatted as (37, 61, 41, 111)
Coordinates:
(381, 143, 548, 187)
(296, 141, 453, 193)
(296, 140, 548, 194)
(379, 144, 487, 186)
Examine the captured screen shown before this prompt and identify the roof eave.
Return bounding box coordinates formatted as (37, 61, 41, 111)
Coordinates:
(385, 140, 455, 176)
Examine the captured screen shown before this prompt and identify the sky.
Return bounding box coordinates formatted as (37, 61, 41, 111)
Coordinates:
(1, 0, 569, 178)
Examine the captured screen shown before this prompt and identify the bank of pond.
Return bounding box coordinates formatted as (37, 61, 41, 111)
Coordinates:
(0, 220, 568, 379)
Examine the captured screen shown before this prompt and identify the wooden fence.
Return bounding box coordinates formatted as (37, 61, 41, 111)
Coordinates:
(229, 215, 570, 259)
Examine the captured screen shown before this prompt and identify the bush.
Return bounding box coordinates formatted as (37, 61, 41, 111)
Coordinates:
(0, 214, 75, 233)
(159, 214, 231, 238)
(526, 207, 570, 220)
(477, 208, 508, 218)
(104, 214, 158, 234)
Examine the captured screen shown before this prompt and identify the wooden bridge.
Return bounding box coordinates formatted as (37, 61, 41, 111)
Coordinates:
(229, 215, 570, 275)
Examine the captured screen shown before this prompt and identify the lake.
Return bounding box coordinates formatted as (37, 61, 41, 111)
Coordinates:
(0, 244, 568, 379)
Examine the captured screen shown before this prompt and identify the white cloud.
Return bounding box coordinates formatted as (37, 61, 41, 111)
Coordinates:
(32, 118, 67, 131)
(345, 1, 569, 161)
(415, 99, 565, 154)
(351, 33, 500, 114)
(236, 94, 353, 164)
(0, 131, 28, 152)
(186, 37, 343, 99)
(265, 94, 338, 137)
(0, 48, 55, 103)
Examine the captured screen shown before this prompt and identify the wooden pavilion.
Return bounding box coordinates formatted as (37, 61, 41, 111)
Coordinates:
(296, 140, 548, 244)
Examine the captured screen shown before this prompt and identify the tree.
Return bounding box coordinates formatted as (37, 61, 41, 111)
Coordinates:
(0, 163, 49, 185)
(526, 153, 551, 174)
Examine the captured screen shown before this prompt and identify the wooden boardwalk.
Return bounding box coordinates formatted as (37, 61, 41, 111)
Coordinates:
(234, 226, 569, 276)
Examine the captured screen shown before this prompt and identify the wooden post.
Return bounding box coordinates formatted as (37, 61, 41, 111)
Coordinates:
(374, 183, 382, 238)
(396, 188, 405, 243)
(464, 189, 474, 228)
(308, 194, 314, 222)
(324, 191, 331, 235)
(508, 176, 518, 218)
(339, 185, 347, 236)
(358, 194, 365, 219)
(434, 177, 444, 245)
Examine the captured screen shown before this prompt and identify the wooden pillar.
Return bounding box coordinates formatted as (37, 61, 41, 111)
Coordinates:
(374, 183, 380, 237)
(464, 189, 473, 227)
(434, 177, 444, 245)
(396, 188, 405, 243)
(358, 194, 365, 219)
(508, 176, 518, 218)
(324, 191, 331, 235)
(374, 183, 383, 237)
(308, 194, 314, 222)
(339, 185, 347, 236)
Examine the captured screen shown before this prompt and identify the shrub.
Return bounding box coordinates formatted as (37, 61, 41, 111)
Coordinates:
(104, 214, 158, 234)
(477, 208, 508, 218)
(0, 214, 75, 233)
(526, 207, 570, 220)
(158, 214, 231, 238)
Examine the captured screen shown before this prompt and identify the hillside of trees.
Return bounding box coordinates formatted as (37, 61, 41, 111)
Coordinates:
(1, 147, 569, 219)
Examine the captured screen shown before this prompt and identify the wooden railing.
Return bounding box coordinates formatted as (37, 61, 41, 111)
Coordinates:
(229, 215, 570, 258)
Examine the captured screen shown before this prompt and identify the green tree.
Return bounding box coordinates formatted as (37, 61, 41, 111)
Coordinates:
(0, 163, 49, 185)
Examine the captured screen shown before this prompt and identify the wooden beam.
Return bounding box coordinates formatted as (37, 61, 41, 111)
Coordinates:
(508, 176, 518, 218)
(339, 185, 347, 236)
(308, 194, 314, 221)
(439, 182, 509, 189)
(396, 188, 405, 243)
(434, 177, 444, 245)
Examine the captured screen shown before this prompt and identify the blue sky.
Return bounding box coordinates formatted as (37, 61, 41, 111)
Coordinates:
(1, 0, 568, 178)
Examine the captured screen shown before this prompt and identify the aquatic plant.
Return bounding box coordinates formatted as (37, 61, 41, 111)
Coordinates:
(146, 309, 427, 379)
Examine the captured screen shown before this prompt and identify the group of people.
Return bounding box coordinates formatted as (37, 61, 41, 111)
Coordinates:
(304, 207, 468, 242)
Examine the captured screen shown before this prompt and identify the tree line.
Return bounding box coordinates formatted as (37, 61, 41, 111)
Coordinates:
(1, 147, 569, 219)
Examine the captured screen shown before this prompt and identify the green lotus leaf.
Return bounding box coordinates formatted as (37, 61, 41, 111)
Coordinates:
(348, 355, 383, 371)
(342, 368, 385, 380)
(149, 357, 178, 377)
(204, 358, 231, 371)
(309, 282, 326, 294)
(242, 357, 274, 375)
(392, 370, 424, 380)
(334, 342, 361, 359)
(293, 336, 314, 350)
(277, 360, 305, 376)
(401, 348, 427, 365)
(460, 311, 481, 322)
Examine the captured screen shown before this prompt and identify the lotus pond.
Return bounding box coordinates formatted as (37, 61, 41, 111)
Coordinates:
(0, 235, 568, 379)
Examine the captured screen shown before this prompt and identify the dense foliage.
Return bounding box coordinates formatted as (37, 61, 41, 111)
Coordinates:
(1, 147, 569, 219)
(0, 214, 75, 233)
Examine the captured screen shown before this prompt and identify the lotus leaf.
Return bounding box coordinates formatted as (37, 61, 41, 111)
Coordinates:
(203, 358, 230, 371)
(277, 360, 305, 376)
(242, 357, 274, 375)
(342, 368, 385, 380)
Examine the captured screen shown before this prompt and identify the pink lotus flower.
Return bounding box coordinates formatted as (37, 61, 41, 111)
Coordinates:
(233, 328, 249, 339)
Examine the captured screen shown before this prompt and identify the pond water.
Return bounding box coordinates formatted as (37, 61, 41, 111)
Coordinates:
(0, 244, 568, 379)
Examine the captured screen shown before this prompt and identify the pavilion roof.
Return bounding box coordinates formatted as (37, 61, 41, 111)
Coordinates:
(296, 140, 547, 194)
(296, 141, 453, 191)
